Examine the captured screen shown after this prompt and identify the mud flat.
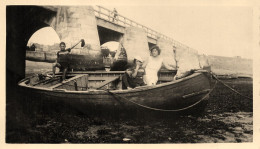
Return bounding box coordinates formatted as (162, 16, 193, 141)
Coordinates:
(6, 77, 252, 143)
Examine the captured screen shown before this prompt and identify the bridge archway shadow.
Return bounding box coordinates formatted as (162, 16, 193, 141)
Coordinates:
(148, 42, 156, 50)
(97, 26, 123, 45)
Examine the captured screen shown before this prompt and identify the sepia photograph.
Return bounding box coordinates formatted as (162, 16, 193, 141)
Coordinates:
(2, 0, 259, 146)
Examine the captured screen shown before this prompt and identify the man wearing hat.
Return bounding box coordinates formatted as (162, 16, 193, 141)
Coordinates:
(122, 56, 145, 89)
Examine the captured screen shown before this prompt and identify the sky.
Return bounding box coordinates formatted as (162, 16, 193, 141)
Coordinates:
(104, 5, 253, 59)
(28, 5, 253, 59)
(27, 27, 60, 46)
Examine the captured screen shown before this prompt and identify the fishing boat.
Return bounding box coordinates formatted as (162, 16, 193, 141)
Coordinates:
(18, 68, 212, 115)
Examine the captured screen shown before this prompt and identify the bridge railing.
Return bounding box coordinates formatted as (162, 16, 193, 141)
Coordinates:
(93, 5, 192, 50)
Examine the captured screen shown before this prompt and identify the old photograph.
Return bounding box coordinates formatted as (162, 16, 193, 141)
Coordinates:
(3, 1, 257, 145)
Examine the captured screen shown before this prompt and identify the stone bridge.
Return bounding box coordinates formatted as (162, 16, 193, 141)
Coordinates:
(7, 5, 195, 85)
(6, 5, 252, 134)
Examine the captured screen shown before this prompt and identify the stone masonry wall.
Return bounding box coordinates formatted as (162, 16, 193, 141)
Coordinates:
(50, 6, 103, 70)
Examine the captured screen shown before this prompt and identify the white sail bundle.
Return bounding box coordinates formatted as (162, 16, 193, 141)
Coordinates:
(157, 38, 177, 70)
(174, 47, 201, 79)
(198, 54, 210, 68)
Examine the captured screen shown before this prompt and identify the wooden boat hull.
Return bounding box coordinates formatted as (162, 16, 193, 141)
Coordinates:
(18, 71, 211, 115)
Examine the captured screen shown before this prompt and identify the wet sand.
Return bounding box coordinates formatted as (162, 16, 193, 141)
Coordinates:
(6, 78, 252, 143)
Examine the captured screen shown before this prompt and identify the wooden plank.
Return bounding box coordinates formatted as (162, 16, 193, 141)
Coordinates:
(95, 76, 120, 89)
(76, 74, 88, 91)
(54, 74, 89, 91)
(87, 76, 120, 81)
(158, 76, 174, 82)
(31, 77, 59, 86)
(57, 71, 125, 75)
(115, 76, 122, 90)
(50, 74, 87, 89)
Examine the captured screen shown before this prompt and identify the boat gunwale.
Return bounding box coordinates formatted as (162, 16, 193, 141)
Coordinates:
(18, 72, 208, 95)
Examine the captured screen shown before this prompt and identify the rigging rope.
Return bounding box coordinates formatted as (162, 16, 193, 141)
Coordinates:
(107, 71, 252, 112)
(210, 71, 252, 100)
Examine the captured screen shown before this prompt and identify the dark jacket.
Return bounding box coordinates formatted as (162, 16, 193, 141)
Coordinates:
(57, 48, 71, 67)
(122, 66, 145, 89)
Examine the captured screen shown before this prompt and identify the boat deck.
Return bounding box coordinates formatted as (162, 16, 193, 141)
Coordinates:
(25, 70, 177, 91)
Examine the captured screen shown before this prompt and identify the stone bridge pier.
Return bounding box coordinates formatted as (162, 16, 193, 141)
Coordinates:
(157, 38, 177, 70)
(111, 27, 150, 70)
(50, 6, 103, 70)
(119, 27, 150, 64)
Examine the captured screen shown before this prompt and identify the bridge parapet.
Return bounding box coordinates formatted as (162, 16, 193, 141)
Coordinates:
(44, 5, 195, 52)
(93, 5, 193, 51)
(94, 6, 158, 40)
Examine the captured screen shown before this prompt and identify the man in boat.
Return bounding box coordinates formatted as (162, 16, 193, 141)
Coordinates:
(122, 56, 145, 89)
(52, 42, 71, 81)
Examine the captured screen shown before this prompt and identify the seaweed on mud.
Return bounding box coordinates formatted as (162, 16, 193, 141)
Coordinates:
(6, 78, 253, 143)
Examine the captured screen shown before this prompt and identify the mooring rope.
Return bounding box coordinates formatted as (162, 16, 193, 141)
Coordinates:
(210, 71, 253, 100)
(107, 80, 218, 112)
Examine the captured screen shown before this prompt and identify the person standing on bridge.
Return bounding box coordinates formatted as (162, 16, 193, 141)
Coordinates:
(52, 42, 71, 81)
(112, 8, 118, 22)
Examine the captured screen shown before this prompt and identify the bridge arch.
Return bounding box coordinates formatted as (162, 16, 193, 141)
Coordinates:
(97, 26, 123, 45)
(7, 6, 57, 86)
